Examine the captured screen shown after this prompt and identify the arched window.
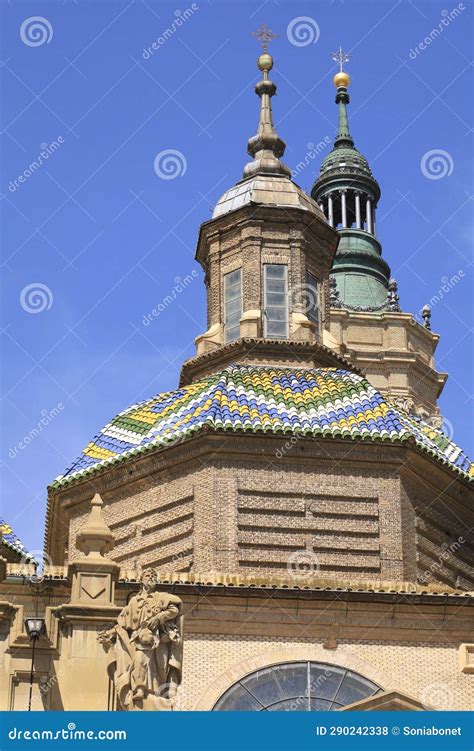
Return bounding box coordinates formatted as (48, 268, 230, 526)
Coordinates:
(213, 661, 381, 711)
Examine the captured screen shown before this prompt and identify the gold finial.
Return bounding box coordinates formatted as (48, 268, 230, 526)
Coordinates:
(331, 45, 351, 88)
(251, 23, 278, 71)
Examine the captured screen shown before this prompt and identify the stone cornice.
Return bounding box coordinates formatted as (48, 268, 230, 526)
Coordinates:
(45, 429, 472, 568)
(195, 203, 337, 266)
(115, 570, 473, 601)
(0, 600, 19, 621)
(179, 338, 361, 385)
(53, 603, 121, 624)
(330, 307, 441, 344)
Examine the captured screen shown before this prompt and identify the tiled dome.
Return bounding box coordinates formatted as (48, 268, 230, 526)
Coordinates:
(52, 366, 473, 488)
(1, 519, 35, 560)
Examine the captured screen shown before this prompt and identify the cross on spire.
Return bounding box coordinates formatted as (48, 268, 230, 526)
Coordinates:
(251, 23, 278, 53)
(331, 45, 350, 72)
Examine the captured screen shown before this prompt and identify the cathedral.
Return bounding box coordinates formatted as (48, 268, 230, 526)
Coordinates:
(1, 37, 473, 713)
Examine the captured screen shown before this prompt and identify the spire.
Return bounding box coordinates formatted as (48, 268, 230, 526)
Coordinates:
(334, 85, 354, 148)
(244, 25, 291, 179)
(311, 51, 392, 312)
(76, 493, 114, 560)
(331, 47, 354, 149)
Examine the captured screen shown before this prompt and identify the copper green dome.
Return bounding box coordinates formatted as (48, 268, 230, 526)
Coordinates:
(312, 79, 394, 312)
(319, 146, 379, 190)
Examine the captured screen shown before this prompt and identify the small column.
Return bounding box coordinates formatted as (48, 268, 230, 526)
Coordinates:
(53, 493, 121, 711)
(341, 190, 347, 228)
(355, 192, 361, 229)
(69, 493, 118, 606)
(328, 194, 334, 226)
(366, 197, 373, 234)
(372, 208, 376, 237)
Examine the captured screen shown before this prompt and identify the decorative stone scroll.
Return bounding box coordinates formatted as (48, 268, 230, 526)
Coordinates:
(392, 397, 445, 431)
(98, 568, 183, 711)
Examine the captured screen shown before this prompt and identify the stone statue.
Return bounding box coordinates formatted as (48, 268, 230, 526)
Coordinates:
(98, 568, 183, 711)
(393, 396, 415, 415)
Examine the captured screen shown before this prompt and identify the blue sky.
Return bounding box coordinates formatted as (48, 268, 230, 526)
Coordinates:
(1, 0, 472, 556)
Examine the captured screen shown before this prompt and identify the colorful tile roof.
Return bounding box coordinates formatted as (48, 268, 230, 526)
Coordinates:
(0, 519, 34, 559)
(52, 366, 473, 488)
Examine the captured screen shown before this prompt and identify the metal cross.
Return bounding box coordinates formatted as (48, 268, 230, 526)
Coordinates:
(331, 45, 350, 71)
(251, 24, 278, 53)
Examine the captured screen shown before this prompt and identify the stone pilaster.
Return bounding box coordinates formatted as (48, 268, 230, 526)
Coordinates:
(53, 493, 121, 710)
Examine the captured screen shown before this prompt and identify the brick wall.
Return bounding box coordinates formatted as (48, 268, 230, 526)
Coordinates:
(181, 635, 473, 711)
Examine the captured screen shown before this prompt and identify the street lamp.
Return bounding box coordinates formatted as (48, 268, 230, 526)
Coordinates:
(24, 617, 45, 711)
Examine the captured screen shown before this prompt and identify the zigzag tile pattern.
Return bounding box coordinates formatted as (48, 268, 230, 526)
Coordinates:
(53, 366, 473, 487)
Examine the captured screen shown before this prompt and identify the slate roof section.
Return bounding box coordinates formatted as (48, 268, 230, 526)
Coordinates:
(213, 175, 324, 219)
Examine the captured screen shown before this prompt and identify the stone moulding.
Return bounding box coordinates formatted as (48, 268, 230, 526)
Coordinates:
(115, 571, 472, 600)
(179, 337, 362, 386)
(459, 643, 474, 674)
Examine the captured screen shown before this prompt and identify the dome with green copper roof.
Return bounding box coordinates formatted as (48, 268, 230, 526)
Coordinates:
(51, 365, 473, 488)
(312, 60, 395, 312)
(319, 146, 378, 186)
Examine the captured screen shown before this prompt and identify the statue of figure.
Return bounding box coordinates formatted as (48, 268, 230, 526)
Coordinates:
(428, 413, 444, 430)
(393, 396, 415, 415)
(98, 569, 183, 711)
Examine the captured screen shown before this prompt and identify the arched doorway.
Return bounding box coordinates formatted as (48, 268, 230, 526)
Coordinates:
(213, 661, 381, 711)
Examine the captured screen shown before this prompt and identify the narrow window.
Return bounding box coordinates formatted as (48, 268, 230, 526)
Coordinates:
(306, 271, 321, 334)
(224, 269, 242, 342)
(264, 264, 288, 339)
